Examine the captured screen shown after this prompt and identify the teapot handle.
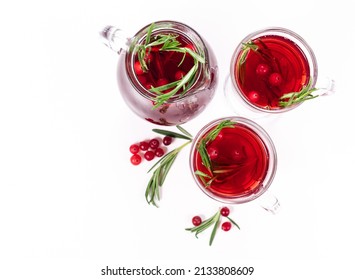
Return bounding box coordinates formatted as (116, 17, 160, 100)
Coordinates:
(100, 26, 130, 54)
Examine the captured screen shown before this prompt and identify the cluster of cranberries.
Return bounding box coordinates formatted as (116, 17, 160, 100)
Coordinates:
(192, 207, 233, 231)
(248, 63, 283, 103)
(129, 136, 173, 165)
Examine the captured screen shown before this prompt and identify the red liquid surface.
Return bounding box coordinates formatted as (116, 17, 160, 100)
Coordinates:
(235, 35, 310, 109)
(193, 124, 269, 198)
(134, 33, 196, 93)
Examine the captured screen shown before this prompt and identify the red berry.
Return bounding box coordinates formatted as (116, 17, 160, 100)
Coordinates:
(248, 91, 260, 103)
(144, 150, 155, 161)
(256, 63, 270, 75)
(174, 70, 185, 80)
(269, 72, 283, 86)
(129, 144, 140, 154)
(221, 221, 232, 231)
(157, 78, 169, 87)
(144, 83, 154, 90)
(185, 44, 195, 51)
(220, 207, 230, 217)
(162, 136, 173, 146)
(137, 75, 147, 85)
(149, 138, 160, 149)
(207, 146, 219, 160)
(192, 216, 202, 226)
(155, 147, 164, 157)
(134, 61, 144, 75)
(130, 154, 142, 165)
(139, 141, 149, 151)
(215, 132, 224, 142)
(232, 148, 245, 161)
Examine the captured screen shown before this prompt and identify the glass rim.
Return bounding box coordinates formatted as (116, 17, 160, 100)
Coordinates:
(229, 26, 319, 113)
(189, 116, 277, 204)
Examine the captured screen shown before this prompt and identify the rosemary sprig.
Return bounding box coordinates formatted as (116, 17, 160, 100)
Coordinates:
(197, 120, 236, 173)
(239, 41, 259, 65)
(186, 210, 220, 246)
(185, 208, 240, 246)
(279, 78, 318, 107)
(136, 23, 205, 109)
(145, 126, 193, 207)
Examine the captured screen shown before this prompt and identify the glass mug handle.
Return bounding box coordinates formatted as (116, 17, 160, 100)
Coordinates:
(100, 26, 130, 54)
(257, 191, 280, 214)
(316, 76, 336, 96)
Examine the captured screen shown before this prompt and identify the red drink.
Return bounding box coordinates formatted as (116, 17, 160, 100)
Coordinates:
(114, 21, 218, 126)
(234, 34, 311, 110)
(134, 34, 196, 93)
(191, 118, 276, 203)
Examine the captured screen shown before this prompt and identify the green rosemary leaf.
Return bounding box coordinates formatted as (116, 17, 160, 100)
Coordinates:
(194, 170, 212, 178)
(145, 130, 192, 206)
(135, 24, 205, 109)
(152, 128, 192, 140)
(197, 139, 211, 171)
(227, 216, 240, 230)
(279, 78, 318, 107)
(209, 212, 221, 246)
(185, 48, 205, 63)
(147, 150, 174, 173)
(145, 23, 154, 45)
(159, 153, 178, 185)
(176, 125, 193, 138)
(185, 214, 216, 234)
(239, 41, 258, 65)
(197, 120, 237, 172)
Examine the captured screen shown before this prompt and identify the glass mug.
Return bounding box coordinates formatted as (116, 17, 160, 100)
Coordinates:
(190, 116, 280, 213)
(224, 27, 335, 118)
(101, 21, 218, 126)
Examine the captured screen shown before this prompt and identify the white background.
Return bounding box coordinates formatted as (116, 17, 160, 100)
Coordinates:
(1, 0, 354, 279)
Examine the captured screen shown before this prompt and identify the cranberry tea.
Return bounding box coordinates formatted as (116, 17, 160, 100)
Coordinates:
(190, 117, 277, 204)
(230, 28, 319, 113)
(102, 21, 218, 126)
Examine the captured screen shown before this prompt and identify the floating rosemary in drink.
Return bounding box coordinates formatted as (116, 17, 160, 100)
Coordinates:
(235, 36, 318, 109)
(133, 23, 205, 109)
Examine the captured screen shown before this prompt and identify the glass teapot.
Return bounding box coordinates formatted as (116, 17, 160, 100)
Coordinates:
(101, 21, 218, 126)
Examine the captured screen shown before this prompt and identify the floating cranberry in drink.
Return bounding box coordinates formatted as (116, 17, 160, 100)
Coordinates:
(190, 117, 277, 204)
(101, 21, 218, 125)
(227, 28, 332, 114)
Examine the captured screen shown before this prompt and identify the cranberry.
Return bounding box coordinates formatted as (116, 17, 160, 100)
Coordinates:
(192, 216, 202, 226)
(129, 144, 140, 154)
(149, 138, 160, 149)
(156, 78, 169, 87)
(134, 61, 144, 75)
(207, 146, 219, 160)
(220, 207, 230, 217)
(144, 83, 154, 90)
(162, 136, 173, 146)
(130, 154, 142, 165)
(221, 221, 232, 231)
(144, 150, 155, 161)
(269, 72, 283, 86)
(155, 147, 164, 157)
(248, 91, 260, 103)
(139, 141, 149, 151)
(215, 132, 224, 142)
(232, 148, 245, 161)
(185, 44, 195, 51)
(174, 70, 185, 80)
(256, 63, 270, 75)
